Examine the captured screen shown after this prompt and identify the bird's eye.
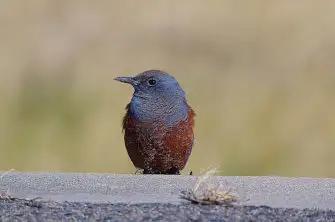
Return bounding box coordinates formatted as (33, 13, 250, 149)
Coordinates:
(147, 78, 157, 86)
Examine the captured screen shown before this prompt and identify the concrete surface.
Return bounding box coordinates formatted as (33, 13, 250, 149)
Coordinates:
(0, 172, 334, 210)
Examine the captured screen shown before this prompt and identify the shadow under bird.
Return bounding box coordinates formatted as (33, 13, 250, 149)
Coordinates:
(114, 70, 195, 175)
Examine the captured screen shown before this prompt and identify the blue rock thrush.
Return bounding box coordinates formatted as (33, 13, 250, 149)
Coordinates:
(114, 70, 195, 175)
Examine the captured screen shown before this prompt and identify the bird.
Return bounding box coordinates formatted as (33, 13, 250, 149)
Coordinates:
(114, 70, 195, 175)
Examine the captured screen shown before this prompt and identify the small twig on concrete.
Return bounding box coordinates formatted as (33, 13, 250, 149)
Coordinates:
(0, 169, 15, 180)
(0, 169, 15, 200)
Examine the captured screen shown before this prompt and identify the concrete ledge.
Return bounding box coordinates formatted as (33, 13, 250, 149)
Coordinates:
(0, 172, 334, 210)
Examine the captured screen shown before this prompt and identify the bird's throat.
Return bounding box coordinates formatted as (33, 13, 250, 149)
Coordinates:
(129, 96, 188, 125)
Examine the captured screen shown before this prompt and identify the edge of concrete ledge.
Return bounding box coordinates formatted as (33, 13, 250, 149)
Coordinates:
(0, 171, 334, 210)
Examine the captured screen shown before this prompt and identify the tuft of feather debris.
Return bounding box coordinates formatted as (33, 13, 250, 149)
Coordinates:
(180, 167, 238, 205)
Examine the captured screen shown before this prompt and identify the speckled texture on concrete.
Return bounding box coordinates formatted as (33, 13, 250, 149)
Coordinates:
(0, 172, 334, 210)
(0, 200, 334, 221)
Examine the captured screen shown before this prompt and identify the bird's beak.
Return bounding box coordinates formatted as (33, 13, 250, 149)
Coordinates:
(114, 76, 138, 86)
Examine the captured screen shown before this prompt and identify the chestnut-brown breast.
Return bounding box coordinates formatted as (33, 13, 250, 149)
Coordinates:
(122, 103, 195, 173)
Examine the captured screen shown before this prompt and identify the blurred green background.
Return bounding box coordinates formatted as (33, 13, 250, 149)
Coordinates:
(0, 1, 334, 177)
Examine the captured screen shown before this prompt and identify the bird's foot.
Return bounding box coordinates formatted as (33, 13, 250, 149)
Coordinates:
(134, 168, 143, 174)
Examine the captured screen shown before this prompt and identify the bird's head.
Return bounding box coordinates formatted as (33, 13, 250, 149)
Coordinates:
(114, 70, 185, 100)
(115, 70, 188, 124)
